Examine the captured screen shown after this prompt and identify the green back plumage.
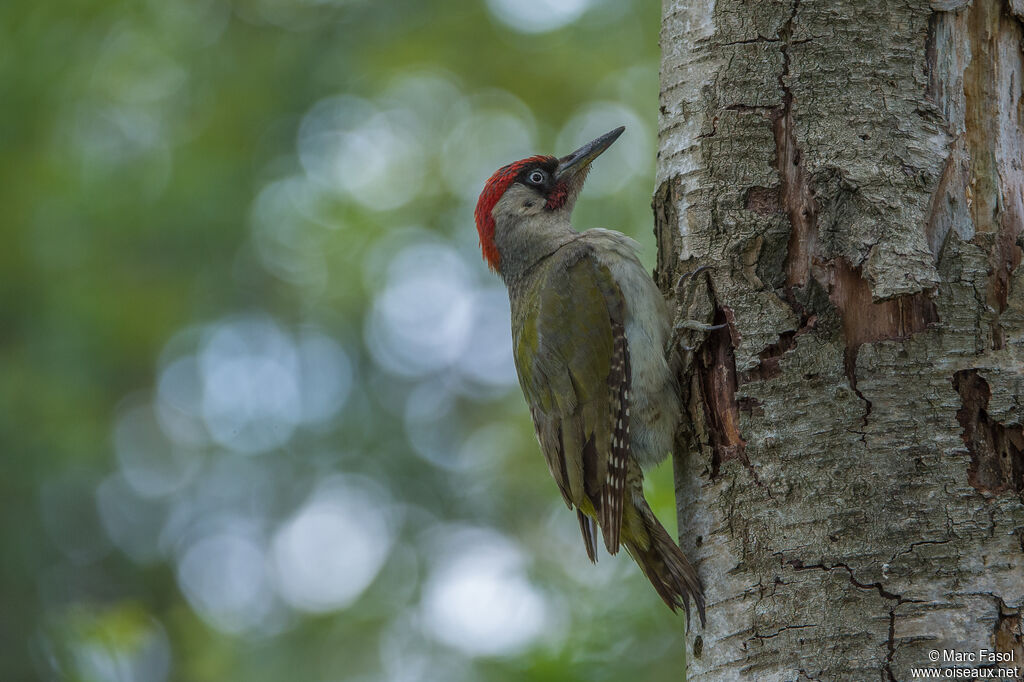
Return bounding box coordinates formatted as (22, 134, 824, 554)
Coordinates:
(510, 245, 626, 541)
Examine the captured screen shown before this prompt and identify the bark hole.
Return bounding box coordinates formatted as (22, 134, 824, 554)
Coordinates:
(952, 369, 1024, 496)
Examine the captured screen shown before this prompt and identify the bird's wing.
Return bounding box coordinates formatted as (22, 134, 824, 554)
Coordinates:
(513, 247, 631, 556)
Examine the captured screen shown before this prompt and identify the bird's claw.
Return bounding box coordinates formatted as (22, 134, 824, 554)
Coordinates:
(675, 265, 713, 291)
(678, 320, 727, 333)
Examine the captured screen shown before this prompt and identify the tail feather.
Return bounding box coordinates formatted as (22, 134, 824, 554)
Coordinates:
(624, 497, 706, 628)
(577, 509, 599, 563)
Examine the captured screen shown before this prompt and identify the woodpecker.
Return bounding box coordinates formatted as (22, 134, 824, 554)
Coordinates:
(474, 126, 706, 626)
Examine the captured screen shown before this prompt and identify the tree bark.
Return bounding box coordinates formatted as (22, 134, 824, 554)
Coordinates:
(657, 0, 1024, 679)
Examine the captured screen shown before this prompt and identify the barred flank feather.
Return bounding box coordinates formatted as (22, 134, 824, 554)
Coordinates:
(624, 494, 707, 628)
(600, 321, 630, 553)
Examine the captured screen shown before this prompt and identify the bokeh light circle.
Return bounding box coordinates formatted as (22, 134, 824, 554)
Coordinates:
(485, 0, 592, 34)
(271, 477, 394, 613)
(420, 527, 548, 657)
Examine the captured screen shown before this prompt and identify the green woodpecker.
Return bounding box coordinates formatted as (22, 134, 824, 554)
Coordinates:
(474, 126, 706, 626)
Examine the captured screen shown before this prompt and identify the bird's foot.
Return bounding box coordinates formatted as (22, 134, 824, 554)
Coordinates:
(675, 265, 712, 292)
(677, 320, 727, 333)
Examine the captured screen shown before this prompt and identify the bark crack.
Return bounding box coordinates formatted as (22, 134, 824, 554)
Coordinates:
(887, 538, 952, 566)
(886, 608, 898, 682)
(772, 0, 817, 291)
(844, 345, 873, 442)
(751, 623, 818, 643)
(726, 103, 775, 113)
(719, 35, 781, 46)
(784, 558, 920, 604)
(785, 558, 922, 680)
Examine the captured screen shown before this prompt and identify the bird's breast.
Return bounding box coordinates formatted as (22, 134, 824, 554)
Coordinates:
(590, 236, 682, 469)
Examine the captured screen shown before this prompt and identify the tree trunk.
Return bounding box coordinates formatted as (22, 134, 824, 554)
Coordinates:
(656, 0, 1024, 679)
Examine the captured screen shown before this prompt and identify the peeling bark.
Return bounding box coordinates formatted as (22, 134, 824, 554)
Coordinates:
(962, 0, 1024, 316)
(953, 369, 1024, 495)
(695, 306, 747, 478)
(995, 601, 1024, 668)
(660, 0, 1024, 678)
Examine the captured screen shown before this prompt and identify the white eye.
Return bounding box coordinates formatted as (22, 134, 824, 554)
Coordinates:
(528, 170, 545, 185)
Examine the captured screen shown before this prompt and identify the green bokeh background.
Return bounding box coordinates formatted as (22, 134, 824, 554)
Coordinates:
(1, 1, 691, 679)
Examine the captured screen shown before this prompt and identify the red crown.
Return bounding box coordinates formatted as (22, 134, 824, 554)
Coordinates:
(473, 155, 553, 271)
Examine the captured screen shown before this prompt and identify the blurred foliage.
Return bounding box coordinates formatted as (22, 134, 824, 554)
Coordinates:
(1, 0, 692, 680)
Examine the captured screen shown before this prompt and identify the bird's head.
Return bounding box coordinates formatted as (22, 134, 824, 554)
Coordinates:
(474, 126, 624, 273)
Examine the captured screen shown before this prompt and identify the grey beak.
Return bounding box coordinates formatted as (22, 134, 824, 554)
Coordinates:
(555, 126, 625, 181)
